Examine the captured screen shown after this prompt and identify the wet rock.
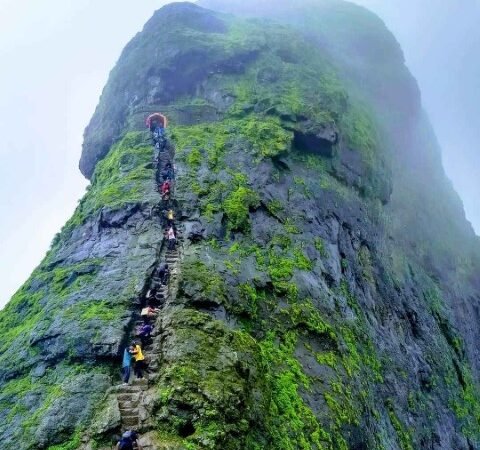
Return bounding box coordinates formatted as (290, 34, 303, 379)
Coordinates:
(35, 374, 111, 447)
(293, 121, 339, 157)
(91, 395, 121, 436)
(184, 220, 206, 243)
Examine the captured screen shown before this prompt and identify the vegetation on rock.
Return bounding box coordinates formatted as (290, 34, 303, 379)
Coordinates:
(1, 2, 480, 449)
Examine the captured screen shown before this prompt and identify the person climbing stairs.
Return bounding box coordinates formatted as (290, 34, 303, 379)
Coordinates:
(113, 114, 184, 440)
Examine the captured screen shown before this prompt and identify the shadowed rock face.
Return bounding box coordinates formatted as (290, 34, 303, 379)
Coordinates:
(80, 2, 230, 179)
(2, 2, 480, 449)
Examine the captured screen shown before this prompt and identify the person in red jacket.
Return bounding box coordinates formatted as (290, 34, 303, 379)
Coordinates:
(160, 180, 171, 200)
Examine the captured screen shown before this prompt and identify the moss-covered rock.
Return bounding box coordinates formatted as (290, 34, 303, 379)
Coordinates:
(0, 131, 162, 449)
(2, 1, 480, 449)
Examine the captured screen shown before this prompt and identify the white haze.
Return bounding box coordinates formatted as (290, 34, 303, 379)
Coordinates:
(352, 0, 480, 234)
(0, 0, 169, 308)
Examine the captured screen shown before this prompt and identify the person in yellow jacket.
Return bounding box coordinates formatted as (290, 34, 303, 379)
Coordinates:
(130, 341, 146, 379)
(167, 209, 174, 227)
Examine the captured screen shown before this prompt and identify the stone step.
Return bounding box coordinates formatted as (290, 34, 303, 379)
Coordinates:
(121, 409, 139, 417)
(117, 393, 141, 403)
(121, 416, 139, 427)
(115, 385, 142, 394)
(118, 400, 137, 409)
(120, 410, 139, 419)
(116, 388, 141, 397)
(119, 408, 138, 416)
(116, 387, 141, 395)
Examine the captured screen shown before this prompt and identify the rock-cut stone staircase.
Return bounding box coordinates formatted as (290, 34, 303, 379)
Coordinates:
(112, 134, 182, 446)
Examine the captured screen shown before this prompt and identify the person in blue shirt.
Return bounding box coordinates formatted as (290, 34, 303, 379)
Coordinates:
(121, 346, 133, 385)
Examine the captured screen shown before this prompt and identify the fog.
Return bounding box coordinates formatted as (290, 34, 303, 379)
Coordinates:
(351, 0, 480, 234)
(0, 0, 168, 307)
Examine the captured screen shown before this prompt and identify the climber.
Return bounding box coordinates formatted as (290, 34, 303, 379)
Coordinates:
(160, 180, 171, 200)
(146, 112, 168, 136)
(167, 226, 176, 250)
(165, 162, 175, 180)
(160, 165, 171, 181)
(145, 289, 155, 301)
(116, 430, 143, 450)
(141, 305, 160, 318)
(146, 288, 163, 307)
(156, 262, 170, 285)
(155, 137, 166, 152)
(163, 264, 171, 285)
(121, 346, 134, 385)
(166, 209, 175, 228)
(162, 179, 171, 192)
(130, 341, 146, 379)
(138, 323, 153, 347)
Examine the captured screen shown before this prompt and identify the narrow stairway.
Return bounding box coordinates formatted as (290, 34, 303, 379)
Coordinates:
(113, 131, 183, 442)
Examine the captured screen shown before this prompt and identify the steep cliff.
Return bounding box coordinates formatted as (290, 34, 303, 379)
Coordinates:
(1, 2, 480, 449)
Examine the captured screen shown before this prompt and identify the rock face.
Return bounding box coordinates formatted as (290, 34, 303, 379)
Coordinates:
(2, 1, 480, 449)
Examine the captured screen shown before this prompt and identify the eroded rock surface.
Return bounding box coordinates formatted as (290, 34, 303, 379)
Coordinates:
(1, 2, 480, 450)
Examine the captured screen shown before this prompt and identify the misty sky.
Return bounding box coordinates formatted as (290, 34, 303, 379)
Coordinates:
(353, 0, 480, 233)
(0, 0, 478, 308)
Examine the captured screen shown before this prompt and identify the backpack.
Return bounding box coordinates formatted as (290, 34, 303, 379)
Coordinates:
(118, 437, 134, 450)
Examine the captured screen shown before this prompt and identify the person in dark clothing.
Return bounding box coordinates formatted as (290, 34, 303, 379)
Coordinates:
(146, 289, 156, 302)
(138, 323, 153, 347)
(153, 124, 164, 139)
(161, 167, 169, 181)
(165, 162, 175, 180)
(155, 138, 165, 150)
(154, 138, 166, 161)
(156, 263, 170, 285)
(150, 120, 158, 134)
(156, 262, 166, 277)
(116, 430, 143, 450)
(162, 264, 170, 285)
